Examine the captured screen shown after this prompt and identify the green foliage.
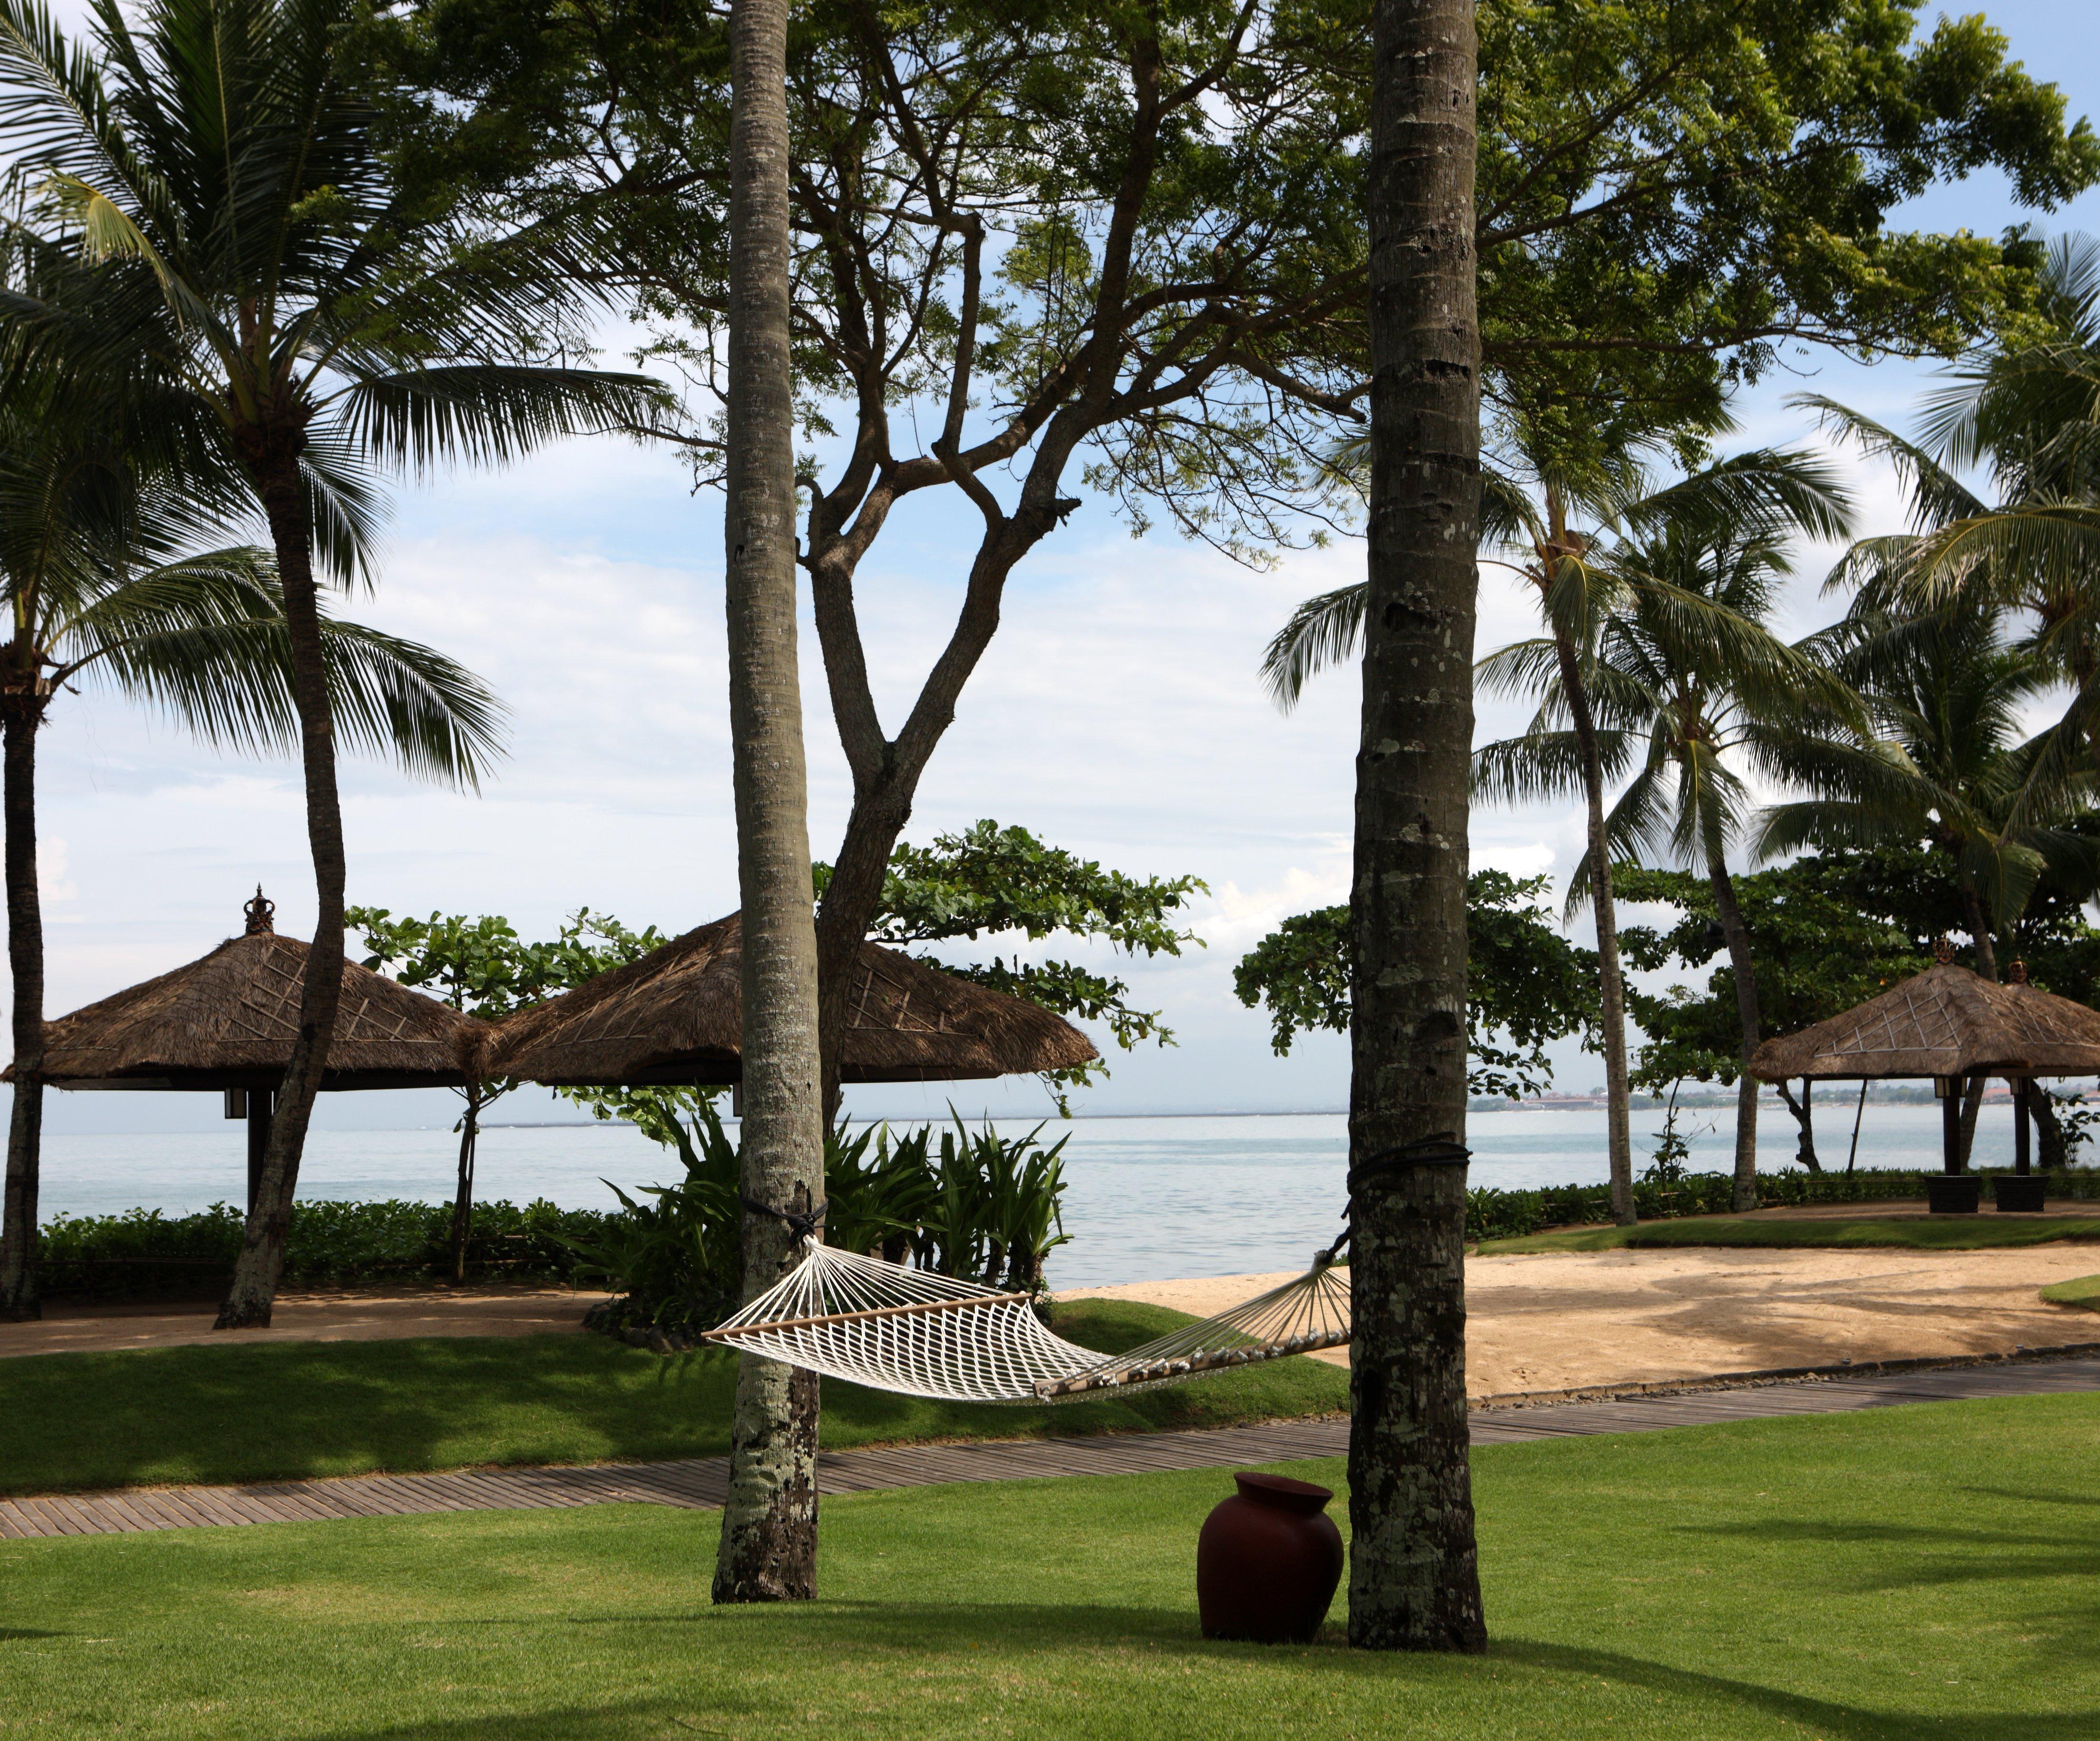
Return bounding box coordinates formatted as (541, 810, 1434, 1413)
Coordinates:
(1619, 847, 2100, 1093)
(1474, 0, 2100, 401)
(1233, 870, 1599, 1098)
(576, 1109, 1075, 1332)
(560, 1101, 743, 1335)
(1486, 1209, 2100, 1254)
(1618, 855, 1935, 1090)
(1464, 1164, 2100, 1245)
(345, 909, 566, 1020)
(36, 1198, 612, 1298)
(819, 820, 1206, 1092)
(0, 0, 669, 568)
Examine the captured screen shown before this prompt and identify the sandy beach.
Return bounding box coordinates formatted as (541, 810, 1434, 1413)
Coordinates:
(1066, 1244, 2100, 1397)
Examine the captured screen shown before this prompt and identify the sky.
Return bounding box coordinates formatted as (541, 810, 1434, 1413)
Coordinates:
(25, 2, 2100, 1135)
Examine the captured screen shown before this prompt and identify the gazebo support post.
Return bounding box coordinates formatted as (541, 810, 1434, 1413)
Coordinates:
(2014, 1079, 2032, 1176)
(246, 1092, 273, 1218)
(1941, 1079, 1960, 1175)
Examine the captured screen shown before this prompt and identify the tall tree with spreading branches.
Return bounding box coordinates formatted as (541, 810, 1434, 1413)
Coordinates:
(0, 0, 665, 1327)
(398, 0, 2092, 1127)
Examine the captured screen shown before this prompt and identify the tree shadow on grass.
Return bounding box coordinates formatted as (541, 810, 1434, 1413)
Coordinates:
(280, 1615, 2100, 1741)
(1680, 1515, 2100, 1594)
(1494, 1640, 2100, 1741)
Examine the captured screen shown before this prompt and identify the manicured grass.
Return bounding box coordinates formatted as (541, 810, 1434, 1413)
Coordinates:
(2040, 1272, 2100, 1307)
(1479, 1212, 2100, 1253)
(5, 1393, 2099, 1739)
(0, 1298, 1348, 1498)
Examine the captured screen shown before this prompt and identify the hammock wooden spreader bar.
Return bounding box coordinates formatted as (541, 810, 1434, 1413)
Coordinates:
(705, 1240, 1352, 1405)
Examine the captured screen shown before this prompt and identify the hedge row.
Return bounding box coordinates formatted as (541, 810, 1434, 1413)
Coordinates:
(37, 1198, 616, 1297)
(38, 1164, 2100, 1298)
(1466, 1165, 2100, 1243)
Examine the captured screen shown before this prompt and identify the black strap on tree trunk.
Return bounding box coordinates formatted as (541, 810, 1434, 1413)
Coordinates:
(742, 1195, 827, 1242)
(1322, 1134, 1473, 1262)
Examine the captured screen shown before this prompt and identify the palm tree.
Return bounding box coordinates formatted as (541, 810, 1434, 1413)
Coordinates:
(0, 0, 664, 1326)
(1271, 436, 1849, 1224)
(1795, 237, 2100, 781)
(1344, 0, 1486, 1654)
(0, 397, 503, 1319)
(712, 0, 826, 1607)
(1756, 600, 2092, 1164)
(1473, 499, 1856, 1212)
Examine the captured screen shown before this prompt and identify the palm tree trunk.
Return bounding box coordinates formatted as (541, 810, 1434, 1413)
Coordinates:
(1956, 1073, 1986, 1168)
(2029, 1081, 2067, 1169)
(1953, 886, 1996, 1171)
(1550, 633, 1636, 1225)
(1346, 0, 1486, 1655)
(713, 0, 826, 1607)
(450, 1085, 480, 1284)
(217, 443, 347, 1330)
(1706, 861, 1760, 1211)
(0, 705, 45, 1319)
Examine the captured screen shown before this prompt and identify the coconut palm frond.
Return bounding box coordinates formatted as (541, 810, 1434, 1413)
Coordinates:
(1259, 582, 1365, 710)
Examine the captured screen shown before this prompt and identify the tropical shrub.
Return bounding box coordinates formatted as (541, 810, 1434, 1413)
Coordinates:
(1466, 1167, 2100, 1243)
(579, 1112, 1076, 1333)
(38, 1198, 613, 1297)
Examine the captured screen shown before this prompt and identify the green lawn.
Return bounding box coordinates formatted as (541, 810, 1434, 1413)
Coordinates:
(5, 1393, 2099, 1739)
(1480, 1212, 2100, 1254)
(2040, 1273, 2100, 1308)
(0, 1299, 1348, 1498)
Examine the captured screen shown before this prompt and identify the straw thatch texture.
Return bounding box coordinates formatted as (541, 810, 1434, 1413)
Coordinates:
(487, 913, 1099, 1087)
(33, 933, 486, 1090)
(1749, 961, 2100, 1081)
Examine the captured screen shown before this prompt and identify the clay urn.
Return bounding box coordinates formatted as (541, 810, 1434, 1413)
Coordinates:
(1196, 1471, 1345, 1642)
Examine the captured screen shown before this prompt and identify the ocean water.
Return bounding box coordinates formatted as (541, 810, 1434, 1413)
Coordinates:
(30, 1098, 2036, 1288)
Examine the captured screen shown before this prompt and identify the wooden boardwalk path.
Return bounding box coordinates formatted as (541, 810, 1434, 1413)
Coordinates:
(6, 1353, 2097, 1542)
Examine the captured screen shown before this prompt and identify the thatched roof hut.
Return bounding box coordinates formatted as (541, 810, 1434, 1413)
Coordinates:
(486, 912, 1098, 1087)
(1749, 951, 2100, 1183)
(1748, 959, 2100, 1084)
(33, 891, 484, 1092)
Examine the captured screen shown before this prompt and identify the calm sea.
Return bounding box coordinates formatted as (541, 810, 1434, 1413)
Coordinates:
(31, 1099, 2035, 1288)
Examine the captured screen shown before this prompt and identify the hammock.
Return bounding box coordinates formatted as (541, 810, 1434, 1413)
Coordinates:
(703, 1239, 1351, 1404)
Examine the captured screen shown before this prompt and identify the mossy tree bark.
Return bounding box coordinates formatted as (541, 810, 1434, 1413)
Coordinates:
(0, 698, 47, 1319)
(712, 0, 826, 1606)
(216, 439, 345, 1329)
(1346, 0, 1487, 1656)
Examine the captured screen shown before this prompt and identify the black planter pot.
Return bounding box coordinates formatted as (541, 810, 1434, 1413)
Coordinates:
(1927, 1175, 1983, 1215)
(1993, 1175, 2049, 1214)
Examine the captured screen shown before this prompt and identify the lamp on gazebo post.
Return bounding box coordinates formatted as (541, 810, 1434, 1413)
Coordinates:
(224, 887, 277, 1213)
(1751, 938, 2100, 1216)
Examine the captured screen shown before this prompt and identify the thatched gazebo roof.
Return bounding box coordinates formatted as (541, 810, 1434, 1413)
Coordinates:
(1749, 958, 2100, 1084)
(486, 912, 1098, 1087)
(33, 898, 485, 1092)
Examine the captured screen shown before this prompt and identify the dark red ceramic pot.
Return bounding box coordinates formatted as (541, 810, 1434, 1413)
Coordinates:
(1196, 1472, 1344, 1643)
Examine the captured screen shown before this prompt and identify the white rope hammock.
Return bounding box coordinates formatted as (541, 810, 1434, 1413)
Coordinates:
(703, 1240, 1351, 1404)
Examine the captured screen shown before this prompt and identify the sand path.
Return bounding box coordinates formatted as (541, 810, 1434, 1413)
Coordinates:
(1066, 1245, 2100, 1397)
(0, 1284, 612, 1359)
